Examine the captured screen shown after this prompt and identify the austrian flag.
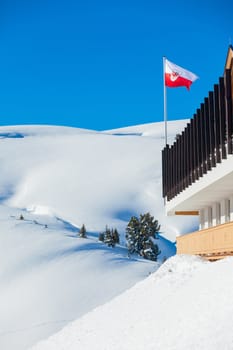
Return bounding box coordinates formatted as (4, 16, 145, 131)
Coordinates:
(164, 59, 198, 90)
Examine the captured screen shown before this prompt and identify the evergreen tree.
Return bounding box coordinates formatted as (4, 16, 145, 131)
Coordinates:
(126, 216, 141, 254)
(125, 213, 161, 261)
(140, 213, 160, 240)
(141, 239, 161, 261)
(104, 226, 115, 247)
(99, 227, 119, 247)
(98, 232, 105, 242)
(112, 228, 120, 245)
(79, 224, 87, 238)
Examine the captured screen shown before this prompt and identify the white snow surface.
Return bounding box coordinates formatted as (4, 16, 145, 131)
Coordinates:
(31, 255, 233, 350)
(0, 121, 199, 350)
(0, 121, 196, 240)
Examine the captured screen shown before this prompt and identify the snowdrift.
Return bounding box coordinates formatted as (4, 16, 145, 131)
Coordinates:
(31, 255, 233, 350)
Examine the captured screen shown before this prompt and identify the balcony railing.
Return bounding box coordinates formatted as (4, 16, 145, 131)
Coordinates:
(162, 68, 233, 202)
(176, 221, 233, 261)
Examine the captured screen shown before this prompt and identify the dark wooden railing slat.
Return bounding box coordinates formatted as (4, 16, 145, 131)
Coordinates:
(225, 69, 233, 154)
(219, 77, 227, 159)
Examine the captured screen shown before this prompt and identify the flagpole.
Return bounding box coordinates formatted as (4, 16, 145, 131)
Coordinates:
(163, 56, 168, 145)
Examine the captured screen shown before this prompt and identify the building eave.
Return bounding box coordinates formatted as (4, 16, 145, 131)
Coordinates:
(166, 155, 233, 215)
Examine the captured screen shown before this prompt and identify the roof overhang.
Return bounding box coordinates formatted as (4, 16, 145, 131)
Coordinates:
(166, 155, 233, 215)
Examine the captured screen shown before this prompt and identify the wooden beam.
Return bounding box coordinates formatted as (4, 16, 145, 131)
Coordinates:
(225, 45, 233, 70)
(175, 211, 199, 216)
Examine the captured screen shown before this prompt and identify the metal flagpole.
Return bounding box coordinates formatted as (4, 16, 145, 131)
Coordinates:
(163, 56, 168, 145)
(163, 56, 168, 206)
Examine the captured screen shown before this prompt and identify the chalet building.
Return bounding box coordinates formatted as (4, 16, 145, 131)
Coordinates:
(162, 46, 233, 260)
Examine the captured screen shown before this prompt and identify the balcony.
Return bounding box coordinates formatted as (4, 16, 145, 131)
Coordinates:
(162, 67, 233, 209)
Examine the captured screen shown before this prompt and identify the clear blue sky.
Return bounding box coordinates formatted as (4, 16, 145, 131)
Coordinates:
(0, 0, 232, 130)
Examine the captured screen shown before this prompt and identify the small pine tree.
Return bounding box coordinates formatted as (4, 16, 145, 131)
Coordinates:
(99, 226, 120, 247)
(79, 224, 87, 238)
(112, 228, 120, 245)
(98, 232, 105, 242)
(104, 226, 115, 247)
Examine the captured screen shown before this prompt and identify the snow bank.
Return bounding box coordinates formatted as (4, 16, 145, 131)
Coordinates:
(31, 255, 233, 350)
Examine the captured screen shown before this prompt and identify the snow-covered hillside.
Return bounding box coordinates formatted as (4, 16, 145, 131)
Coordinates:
(31, 255, 233, 350)
(0, 121, 197, 241)
(0, 121, 198, 350)
(0, 205, 161, 350)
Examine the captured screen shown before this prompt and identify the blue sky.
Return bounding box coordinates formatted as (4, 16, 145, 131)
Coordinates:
(0, 0, 232, 130)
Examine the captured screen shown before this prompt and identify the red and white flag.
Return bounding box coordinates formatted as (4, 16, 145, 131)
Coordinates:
(164, 59, 198, 90)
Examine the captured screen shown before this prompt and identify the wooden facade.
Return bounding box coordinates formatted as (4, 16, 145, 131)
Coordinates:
(177, 221, 233, 261)
(162, 46, 233, 202)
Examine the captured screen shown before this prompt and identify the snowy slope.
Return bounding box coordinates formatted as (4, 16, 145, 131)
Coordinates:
(0, 121, 198, 350)
(0, 205, 160, 350)
(0, 121, 197, 241)
(31, 255, 233, 350)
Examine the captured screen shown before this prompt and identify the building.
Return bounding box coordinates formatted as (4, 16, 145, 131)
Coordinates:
(162, 46, 233, 260)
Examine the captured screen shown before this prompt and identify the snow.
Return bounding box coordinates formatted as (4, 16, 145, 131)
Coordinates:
(0, 205, 160, 350)
(31, 255, 233, 350)
(0, 120, 199, 350)
(0, 121, 196, 241)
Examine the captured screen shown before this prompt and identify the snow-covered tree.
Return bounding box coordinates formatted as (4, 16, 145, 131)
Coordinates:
(140, 213, 160, 239)
(125, 216, 141, 254)
(141, 239, 161, 261)
(99, 227, 120, 247)
(104, 226, 115, 247)
(126, 213, 161, 261)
